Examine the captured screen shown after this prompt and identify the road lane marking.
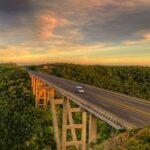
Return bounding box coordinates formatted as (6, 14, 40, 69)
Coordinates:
(88, 89, 150, 111)
(31, 72, 150, 117)
(84, 84, 150, 105)
(89, 92, 150, 117)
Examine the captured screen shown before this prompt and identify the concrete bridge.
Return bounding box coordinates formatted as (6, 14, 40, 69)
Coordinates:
(28, 71, 150, 150)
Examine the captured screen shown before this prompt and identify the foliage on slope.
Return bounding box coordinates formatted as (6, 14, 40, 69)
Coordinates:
(17, 63, 150, 149)
(92, 127, 150, 150)
(28, 63, 150, 101)
(1, 63, 149, 149)
(0, 64, 118, 149)
(0, 64, 55, 149)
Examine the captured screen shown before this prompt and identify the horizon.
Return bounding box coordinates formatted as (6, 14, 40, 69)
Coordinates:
(0, 0, 150, 65)
(1, 62, 150, 67)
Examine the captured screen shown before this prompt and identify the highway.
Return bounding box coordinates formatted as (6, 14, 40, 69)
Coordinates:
(29, 71, 150, 129)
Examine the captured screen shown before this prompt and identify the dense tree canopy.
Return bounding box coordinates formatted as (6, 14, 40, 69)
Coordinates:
(0, 64, 55, 149)
(1, 63, 149, 150)
(93, 127, 150, 150)
(28, 64, 150, 101)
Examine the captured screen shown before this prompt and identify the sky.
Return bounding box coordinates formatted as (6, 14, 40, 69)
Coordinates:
(0, 0, 150, 65)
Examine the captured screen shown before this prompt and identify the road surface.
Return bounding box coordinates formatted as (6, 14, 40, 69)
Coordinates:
(29, 71, 150, 129)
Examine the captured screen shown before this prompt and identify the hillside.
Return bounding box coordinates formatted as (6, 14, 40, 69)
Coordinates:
(92, 127, 150, 150)
(0, 64, 150, 149)
(0, 64, 55, 149)
(28, 63, 150, 101)
(0, 64, 118, 149)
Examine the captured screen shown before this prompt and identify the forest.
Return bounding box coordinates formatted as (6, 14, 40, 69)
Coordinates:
(0, 63, 150, 150)
(0, 64, 55, 149)
(28, 63, 150, 101)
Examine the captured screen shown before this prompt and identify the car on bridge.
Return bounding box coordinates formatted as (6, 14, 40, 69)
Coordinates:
(75, 86, 84, 93)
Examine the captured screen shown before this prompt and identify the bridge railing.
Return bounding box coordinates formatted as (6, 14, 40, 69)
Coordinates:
(29, 72, 99, 150)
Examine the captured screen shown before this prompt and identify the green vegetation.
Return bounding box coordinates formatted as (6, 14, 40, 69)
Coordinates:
(92, 127, 150, 150)
(28, 63, 150, 101)
(0, 64, 55, 149)
(1, 63, 150, 150)
(27, 63, 150, 149)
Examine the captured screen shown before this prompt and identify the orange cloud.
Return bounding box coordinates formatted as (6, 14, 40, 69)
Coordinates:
(0, 46, 27, 57)
(39, 12, 72, 39)
(1, 45, 150, 66)
(144, 33, 150, 40)
(39, 14, 58, 39)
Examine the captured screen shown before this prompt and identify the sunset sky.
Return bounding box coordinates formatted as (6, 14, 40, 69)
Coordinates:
(0, 0, 150, 65)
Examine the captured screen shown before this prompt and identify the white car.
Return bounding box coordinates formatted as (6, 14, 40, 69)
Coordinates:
(75, 86, 84, 93)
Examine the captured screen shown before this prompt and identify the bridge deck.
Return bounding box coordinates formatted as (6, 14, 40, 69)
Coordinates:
(29, 71, 150, 129)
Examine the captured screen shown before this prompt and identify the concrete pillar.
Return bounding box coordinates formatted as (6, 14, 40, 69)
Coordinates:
(35, 79, 39, 109)
(50, 88, 61, 150)
(44, 89, 47, 110)
(82, 111, 87, 150)
(62, 98, 68, 150)
(89, 113, 97, 144)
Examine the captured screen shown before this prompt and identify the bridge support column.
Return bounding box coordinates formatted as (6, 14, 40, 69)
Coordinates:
(62, 98, 67, 150)
(35, 79, 40, 109)
(67, 99, 80, 150)
(29, 75, 88, 150)
(50, 88, 61, 150)
(82, 111, 87, 150)
(34, 77, 36, 96)
(31, 76, 33, 88)
(89, 113, 97, 144)
(31, 76, 36, 95)
(62, 99, 87, 150)
(34, 79, 48, 110)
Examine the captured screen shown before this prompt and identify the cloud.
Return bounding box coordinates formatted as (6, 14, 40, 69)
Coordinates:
(38, 11, 72, 39)
(123, 31, 150, 45)
(0, 41, 150, 66)
(0, 0, 34, 15)
(39, 14, 59, 39)
(1, 0, 150, 44)
(0, 0, 36, 31)
(0, 0, 150, 65)
(75, 1, 150, 43)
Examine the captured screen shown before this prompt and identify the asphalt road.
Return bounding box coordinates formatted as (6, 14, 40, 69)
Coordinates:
(30, 71, 150, 128)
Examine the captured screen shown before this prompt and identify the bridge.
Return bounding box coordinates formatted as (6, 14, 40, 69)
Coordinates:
(28, 70, 150, 150)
